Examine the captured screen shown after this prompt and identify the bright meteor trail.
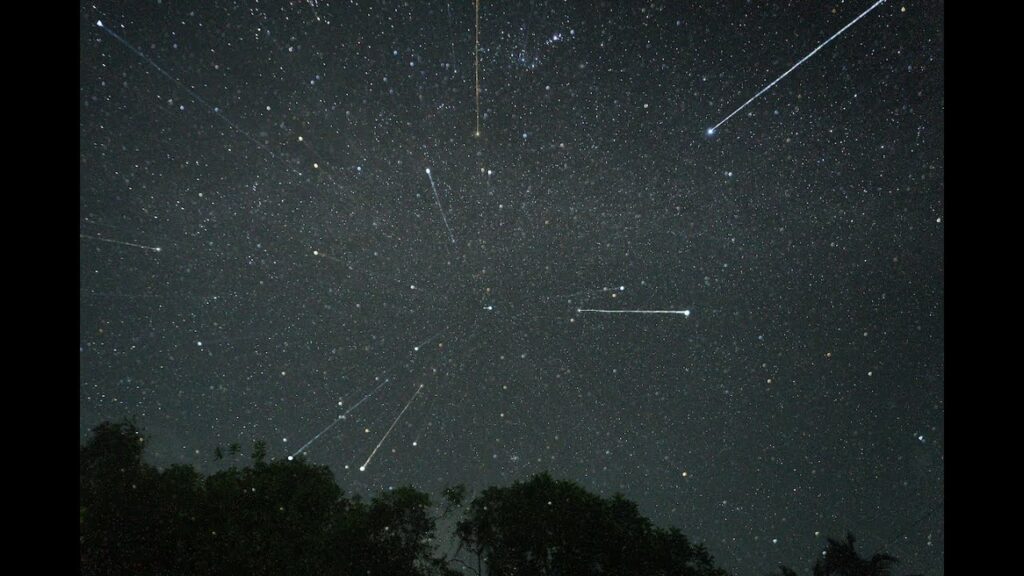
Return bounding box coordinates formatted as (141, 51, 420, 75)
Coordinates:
(360, 384, 424, 472)
(80, 234, 162, 253)
(426, 168, 456, 245)
(577, 308, 691, 317)
(95, 20, 281, 162)
(707, 0, 888, 135)
(288, 378, 391, 460)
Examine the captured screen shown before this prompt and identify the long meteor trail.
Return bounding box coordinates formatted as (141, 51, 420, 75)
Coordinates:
(707, 0, 888, 135)
(474, 0, 482, 137)
(426, 168, 456, 244)
(360, 384, 424, 472)
(578, 308, 691, 317)
(95, 19, 317, 185)
(288, 378, 391, 460)
(95, 20, 278, 158)
(80, 234, 162, 253)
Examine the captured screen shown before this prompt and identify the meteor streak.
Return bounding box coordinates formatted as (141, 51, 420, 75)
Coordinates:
(288, 378, 391, 460)
(95, 20, 277, 158)
(474, 0, 481, 137)
(426, 168, 456, 244)
(413, 331, 443, 352)
(577, 308, 691, 317)
(360, 384, 424, 471)
(707, 0, 888, 135)
(546, 285, 625, 302)
(312, 250, 346, 264)
(80, 234, 162, 253)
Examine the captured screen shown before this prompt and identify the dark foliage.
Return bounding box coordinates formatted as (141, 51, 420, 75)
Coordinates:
(80, 420, 905, 576)
(80, 419, 455, 576)
(812, 533, 899, 576)
(455, 472, 728, 576)
(770, 533, 902, 576)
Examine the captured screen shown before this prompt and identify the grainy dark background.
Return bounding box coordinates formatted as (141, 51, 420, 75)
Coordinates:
(80, 2, 944, 574)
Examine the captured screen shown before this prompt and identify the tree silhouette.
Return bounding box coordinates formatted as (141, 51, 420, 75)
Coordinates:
(455, 472, 727, 576)
(80, 420, 457, 576)
(812, 533, 899, 576)
(80, 418, 172, 575)
(82, 420, 912, 576)
(251, 439, 268, 463)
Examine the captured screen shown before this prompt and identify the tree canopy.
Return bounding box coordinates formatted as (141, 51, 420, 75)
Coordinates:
(80, 419, 455, 576)
(455, 473, 727, 576)
(80, 420, 907, 576)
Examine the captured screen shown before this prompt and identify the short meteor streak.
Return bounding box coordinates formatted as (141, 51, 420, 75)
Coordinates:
(80, 234, 162, 253)
(546, 286, 625, 302)
(311, 249, 346, 264)
(360, 384, 424, 472)
(288, 378, 391, 460)
(707, 0, 888, 135)
(577, 308, 691, 317)
(413, 331, 443, 352)
(426, 168, 456, 244)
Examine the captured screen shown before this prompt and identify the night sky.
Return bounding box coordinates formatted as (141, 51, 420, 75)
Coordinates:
(79, 1, 944, 574)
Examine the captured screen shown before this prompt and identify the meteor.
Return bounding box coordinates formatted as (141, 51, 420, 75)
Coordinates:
(94, 20, 314, 183)
(707, 0, 888, 134)
(80, 234, 162, 253)
(545, 286, 625, 302)
(413, 331, 443, 352)
(577, 308, 691, 317)
(474, 0, 482, 137)
(311, 250, 346, 264)
(288, 378, 391, 460)
(95, 20, 277, 159)
(360, 384, 424, 472)
(426, 168, 456, 244)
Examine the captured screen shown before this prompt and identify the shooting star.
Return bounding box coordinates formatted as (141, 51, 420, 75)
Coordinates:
(545, 285, 625, 302)
(577, 308, 691, 317)
(311, 249, 346, 264)
(288, 378, 391, 460)
(707, 0, 888, 135)
(95, 20, 278, 159)
(80, 234, 162, 253)
(426, 168, 456, 244)
(413, 331, 443, 352)
(360, 384, 425, 471)
(474, 0, 482, 137)
(94, 19, 319, 185)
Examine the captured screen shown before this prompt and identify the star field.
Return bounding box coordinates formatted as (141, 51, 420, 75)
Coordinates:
(80, 2, 944, 574)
